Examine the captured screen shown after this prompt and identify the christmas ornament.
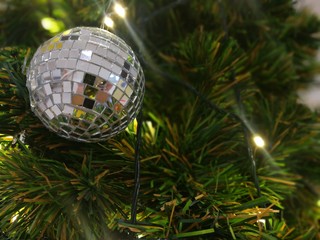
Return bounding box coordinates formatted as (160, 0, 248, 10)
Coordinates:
(26, 27, 145, 142)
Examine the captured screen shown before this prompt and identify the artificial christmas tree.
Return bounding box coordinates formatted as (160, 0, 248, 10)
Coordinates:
(1, 0, 320, 239)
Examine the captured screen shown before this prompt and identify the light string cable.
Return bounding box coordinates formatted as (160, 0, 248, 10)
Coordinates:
(130, 104, 143, 224)
(233, 75, 262, 197)
(126, 0, 189, 227)
(142, 59, 261, 194)
(218, 0, 262, 198)
(126, 0, 261, 228)
(141, 0, 262, 199)
(98, 0, 144, 225)
(141, 62, 267, 235)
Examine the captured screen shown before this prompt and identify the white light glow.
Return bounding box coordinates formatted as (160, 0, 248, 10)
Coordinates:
(317, 200, 320, 207)
(257, 219, 266, 225)
(41, 17, 61, 33)
(10, 214, 18, 223)
(114, 3, 126, 18)
(253, 135, 265, 148)
(103, 16, 114, 28)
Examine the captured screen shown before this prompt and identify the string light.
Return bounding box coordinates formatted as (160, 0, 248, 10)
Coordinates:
(102, 2, 126, 29)
(257, 219, 266, 225)
(253, 135, 265, 148)
(114, 2, 126, 18)
(10, 214, 18, 223)
(10, 208, 25, 223)
(103, 16, 114, 28)
(41, 17, 63, 33)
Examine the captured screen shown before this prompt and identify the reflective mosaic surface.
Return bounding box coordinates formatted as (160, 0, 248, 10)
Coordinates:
(26, 27, 145, 142)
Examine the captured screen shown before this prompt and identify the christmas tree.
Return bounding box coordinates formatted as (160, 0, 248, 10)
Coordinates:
(1, 0, 320, 239)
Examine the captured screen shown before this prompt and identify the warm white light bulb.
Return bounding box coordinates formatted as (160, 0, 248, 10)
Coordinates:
(41, 17, 61, 33)
(114, 3, 126, 18)
(253, 135, 265, 148)
(10, 214, 18, 223)
(103, 16, 114, 28)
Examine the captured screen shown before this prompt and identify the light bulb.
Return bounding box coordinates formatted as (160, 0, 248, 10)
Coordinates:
(103, 16, 114, 28)
(253, 135, 265, 148)
(114, 3, 126, 18)
(10, 214, 18, 223)
(41, 17, 62, 33)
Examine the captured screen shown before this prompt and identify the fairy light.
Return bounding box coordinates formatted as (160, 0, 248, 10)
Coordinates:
(102, 2, 126, 29)
(257, 219, 266, 225)
(10, 207, 26, 223)
(10, 214, 18, 223)
(253, 135, 265, 148)
(103, 16, 114, 28)
(114, 2, 126, 18)
(41, 17, 62, 33)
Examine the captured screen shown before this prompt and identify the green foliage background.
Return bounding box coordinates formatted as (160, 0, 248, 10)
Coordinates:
(1, 0, 320, 239)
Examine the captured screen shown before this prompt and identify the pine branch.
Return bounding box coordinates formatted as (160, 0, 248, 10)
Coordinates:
(1, 0, 320, 239)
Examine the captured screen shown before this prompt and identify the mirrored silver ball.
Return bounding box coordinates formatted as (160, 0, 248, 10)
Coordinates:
(26, 27, 145, 142)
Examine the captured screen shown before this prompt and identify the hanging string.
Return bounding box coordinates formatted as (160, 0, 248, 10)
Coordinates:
(233, 79, 262, 197)
(129, 0, 263, 228)
(130, 105, 143, 224)
(218, 0, 262, 198)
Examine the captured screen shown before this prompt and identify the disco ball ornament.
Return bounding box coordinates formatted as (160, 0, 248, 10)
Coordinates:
(26, 27, 145, 142)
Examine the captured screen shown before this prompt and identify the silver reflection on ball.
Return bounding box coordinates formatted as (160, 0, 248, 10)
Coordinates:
(26, 27, 145, 142)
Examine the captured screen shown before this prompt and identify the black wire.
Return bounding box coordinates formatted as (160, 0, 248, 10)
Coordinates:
(143, 62, 262, 199)
(220, 0, 269, 229)
(219, 0, 261, 198)
(129, 0, 263, 227)
(234, 83, 262, 197)
(130, 105, 143, 224)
